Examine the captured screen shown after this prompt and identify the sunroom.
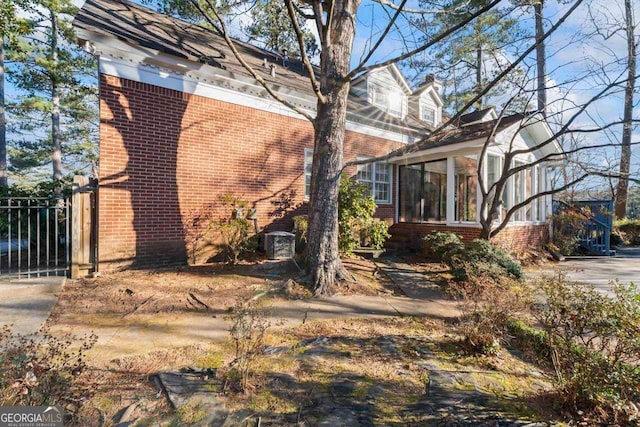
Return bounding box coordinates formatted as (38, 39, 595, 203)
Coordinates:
(386, 112, 562, 229)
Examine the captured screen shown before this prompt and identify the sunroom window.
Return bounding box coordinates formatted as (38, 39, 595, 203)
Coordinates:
(454, 155, 478, 222)
(399, 159, 447, 223)
(513, 160, 525, 221)
(486, 154, 502, 221)
(536, 166, 544, 221)
(525, 166, 534, 221)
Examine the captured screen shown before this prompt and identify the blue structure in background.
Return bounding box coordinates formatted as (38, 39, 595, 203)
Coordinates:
(552, 200, 615, 256)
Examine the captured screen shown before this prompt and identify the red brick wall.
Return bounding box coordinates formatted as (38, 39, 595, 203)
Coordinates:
(491, 224, 548, 252)
(387, 222, 548, 253)
(98, 75, 404, 269)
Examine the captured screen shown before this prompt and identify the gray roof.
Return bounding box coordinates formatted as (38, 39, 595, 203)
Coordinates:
(74, 0, 427, 134)
(390, 113, 527, 158)
(456, 107, 496, 125)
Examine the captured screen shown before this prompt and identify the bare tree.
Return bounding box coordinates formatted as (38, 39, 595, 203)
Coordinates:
(475, 68, 640, 239)
(614, 0, 637, 219)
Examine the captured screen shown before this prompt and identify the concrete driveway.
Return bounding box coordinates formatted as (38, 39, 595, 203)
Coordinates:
(0, 276, 65, 335)
(534, 246, 640, 294)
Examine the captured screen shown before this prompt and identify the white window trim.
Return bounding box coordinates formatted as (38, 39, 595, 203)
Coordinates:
(356, 156, 393, 205)
(419, 103, 437, 125)
(395, 153, 550, 227)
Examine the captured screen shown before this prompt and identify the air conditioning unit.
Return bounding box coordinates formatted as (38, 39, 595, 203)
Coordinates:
(264, 231, 295, 260)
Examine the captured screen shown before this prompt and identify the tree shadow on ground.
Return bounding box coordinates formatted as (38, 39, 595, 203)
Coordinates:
(215, 333, 553, 426)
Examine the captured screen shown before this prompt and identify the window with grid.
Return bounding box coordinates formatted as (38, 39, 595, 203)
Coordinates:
(356, 158, 392, 204)
(421, 106, 435, 124)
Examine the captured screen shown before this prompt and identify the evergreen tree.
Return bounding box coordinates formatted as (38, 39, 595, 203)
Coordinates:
(244, 0, 318, 56)
(148, 0, 317, 57)
(1, 0, 32, 187)
(7, 0, 97, 186)
(411, 0, 528, 112)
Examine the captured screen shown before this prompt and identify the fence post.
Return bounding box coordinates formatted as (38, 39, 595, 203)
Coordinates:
(71, 175, 92, 278)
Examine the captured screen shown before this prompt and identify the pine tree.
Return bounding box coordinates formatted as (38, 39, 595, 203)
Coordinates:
(245, 0, 318, 57)
(411, 0, 528, 112)
(7, 0, 97, 187)
(1, 0, 33, 187)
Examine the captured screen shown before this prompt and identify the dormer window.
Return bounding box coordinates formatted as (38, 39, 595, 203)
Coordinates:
(371, 85, 388, 109)
(421, 106, 436, 124)
(370, 84, 404, 118)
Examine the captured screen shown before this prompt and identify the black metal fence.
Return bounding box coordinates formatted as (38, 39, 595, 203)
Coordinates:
(0, 197, 71, 278)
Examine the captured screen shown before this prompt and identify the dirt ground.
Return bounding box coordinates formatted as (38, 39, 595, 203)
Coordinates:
(50, 257, 400, 321)
(40, 256, 557, 425)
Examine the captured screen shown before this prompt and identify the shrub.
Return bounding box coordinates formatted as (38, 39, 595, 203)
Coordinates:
(0, 326, 97, 419)
(338, 174, 389, 255)
(292, 215, 308, 252)
(535, 275, 640, 423)
(450, 275, 532, 355)
(614, 218, 640, 246)
(423, 233, 522, 281)
(505, 319, 551, 365)
(454, 239, 523, 280)
(361, 217, 390, 250)
(422, 231, 464, 262)
(211, 195, 256, 264)
(551, 210, 589, 255)
(222, 302, 270, 394)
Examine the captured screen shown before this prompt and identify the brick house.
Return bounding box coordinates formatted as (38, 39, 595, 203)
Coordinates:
(73, 0, 562, 270)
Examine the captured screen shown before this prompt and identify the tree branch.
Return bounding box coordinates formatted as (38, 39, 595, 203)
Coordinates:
(188, 0, 315, 123)
(370, 0, 466, 14)
(347, 0, 503, 79)
(353, 0, 409, 73)
(284, 0, 325, 103)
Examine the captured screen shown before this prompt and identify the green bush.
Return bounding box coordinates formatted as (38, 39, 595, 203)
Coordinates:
(535, 275, 640, 423)
(459, 239, 523, 280)
(505, 318, 551, 364)
(614, 218, 640, 246)
(423, 233, 523, 281)
(452, 241, 522, 281)
(338, 175, 389, 255)
(422, 231, 464, 262)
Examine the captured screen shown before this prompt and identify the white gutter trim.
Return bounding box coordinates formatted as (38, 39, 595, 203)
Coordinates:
(98, 55, 418, 144)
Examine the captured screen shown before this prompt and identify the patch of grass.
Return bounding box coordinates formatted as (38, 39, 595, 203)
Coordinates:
(175, 401, 207, 425)
(248, 390, 298, 413)
(195, 351, 225, 369)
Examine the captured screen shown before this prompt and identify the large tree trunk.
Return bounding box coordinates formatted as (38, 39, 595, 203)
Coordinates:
(534, 0, 547, 115)
(50, 11, 63, 187)
(306, 0, 359, 296)
(615, 0, 636, 219)
(0, 39, 8, 187)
